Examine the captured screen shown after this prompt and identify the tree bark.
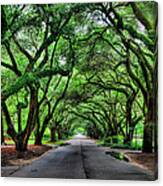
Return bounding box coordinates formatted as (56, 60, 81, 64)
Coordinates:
(35, 134, 42, 145)
(142, 122, 153, 153)
(34, 115, 50, 145)
(1, 102, 17, 143)
(17, 105, 22, 133)
(20, 87, 38, 151)
(15, 134, 27, 151)
(34, 75, 72, 145)
(58, 130, 62, 140)
(1, 114, 5, 144)
(2, 87, 38, 152)
(50, 127, 56, 142)
(143, 97, 156, 153)
(123, 130, 134, 145)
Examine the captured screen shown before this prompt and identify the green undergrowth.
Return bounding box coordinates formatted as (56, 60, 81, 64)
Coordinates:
(97, 136, 142, 150)
(105, 151, 129, 162)
(3, 135, 73, 146)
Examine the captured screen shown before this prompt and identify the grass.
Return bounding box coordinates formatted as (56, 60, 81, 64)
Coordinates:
(4, 138, 51, 145)
(105, 151, 129, 162)
(3, 135, 73, 147)
(97, 137, 143, 150)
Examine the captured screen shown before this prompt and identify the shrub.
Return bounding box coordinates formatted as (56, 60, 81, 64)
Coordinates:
(111, 144, 130, 149)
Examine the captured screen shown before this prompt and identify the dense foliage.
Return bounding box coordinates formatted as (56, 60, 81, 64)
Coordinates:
(1, 2, 158, 153)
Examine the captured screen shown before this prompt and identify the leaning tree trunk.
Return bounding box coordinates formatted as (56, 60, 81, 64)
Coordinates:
(15, 87, 38, 151)
(35, 115, 50, 145)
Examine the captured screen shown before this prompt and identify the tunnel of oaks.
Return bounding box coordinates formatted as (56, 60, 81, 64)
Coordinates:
(1, 2, 158, 153)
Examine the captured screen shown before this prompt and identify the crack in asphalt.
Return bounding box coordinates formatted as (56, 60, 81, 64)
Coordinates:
(80, 143, 90, 179)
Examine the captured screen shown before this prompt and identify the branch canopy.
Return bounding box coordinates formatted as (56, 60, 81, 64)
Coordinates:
(2, 67, 70, 101)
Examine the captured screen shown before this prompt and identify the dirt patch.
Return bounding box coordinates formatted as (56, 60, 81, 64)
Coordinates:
(1, 145, 52, 167)
(125, 152, 157, 173)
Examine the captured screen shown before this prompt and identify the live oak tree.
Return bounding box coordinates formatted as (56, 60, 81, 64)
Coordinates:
(1, 4, 79, 151)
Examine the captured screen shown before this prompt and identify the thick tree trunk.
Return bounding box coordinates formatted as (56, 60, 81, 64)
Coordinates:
(142, 121, 153, 153)
(15, 143, 27, 151)
(143, 97, 156, 153)
(35, 134, 42, 145)
(15, 134, 27, 151)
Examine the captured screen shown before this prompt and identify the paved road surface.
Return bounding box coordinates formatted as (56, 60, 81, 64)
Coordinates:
(10, 135, 155, 180)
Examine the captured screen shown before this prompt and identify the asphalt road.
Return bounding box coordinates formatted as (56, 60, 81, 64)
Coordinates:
(10, 135, 155, 180)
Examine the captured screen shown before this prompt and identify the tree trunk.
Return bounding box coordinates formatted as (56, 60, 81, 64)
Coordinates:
(17, 106, 22, 133)
(22, 87, 38, 149)
(143, 97, 156, 153)
(1, 115, 5, 144)
(34, 115, 50, 145)
(142, 120, 153, 153)
(124, 91, 137, 146)
(58, 130, 62, 140)
(15, 134, 27, 151)
(50, 127, 56, 142)
(123, 129, 134, 145)
(35, 134, 42, 145)
(153, 62, 158, 153)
